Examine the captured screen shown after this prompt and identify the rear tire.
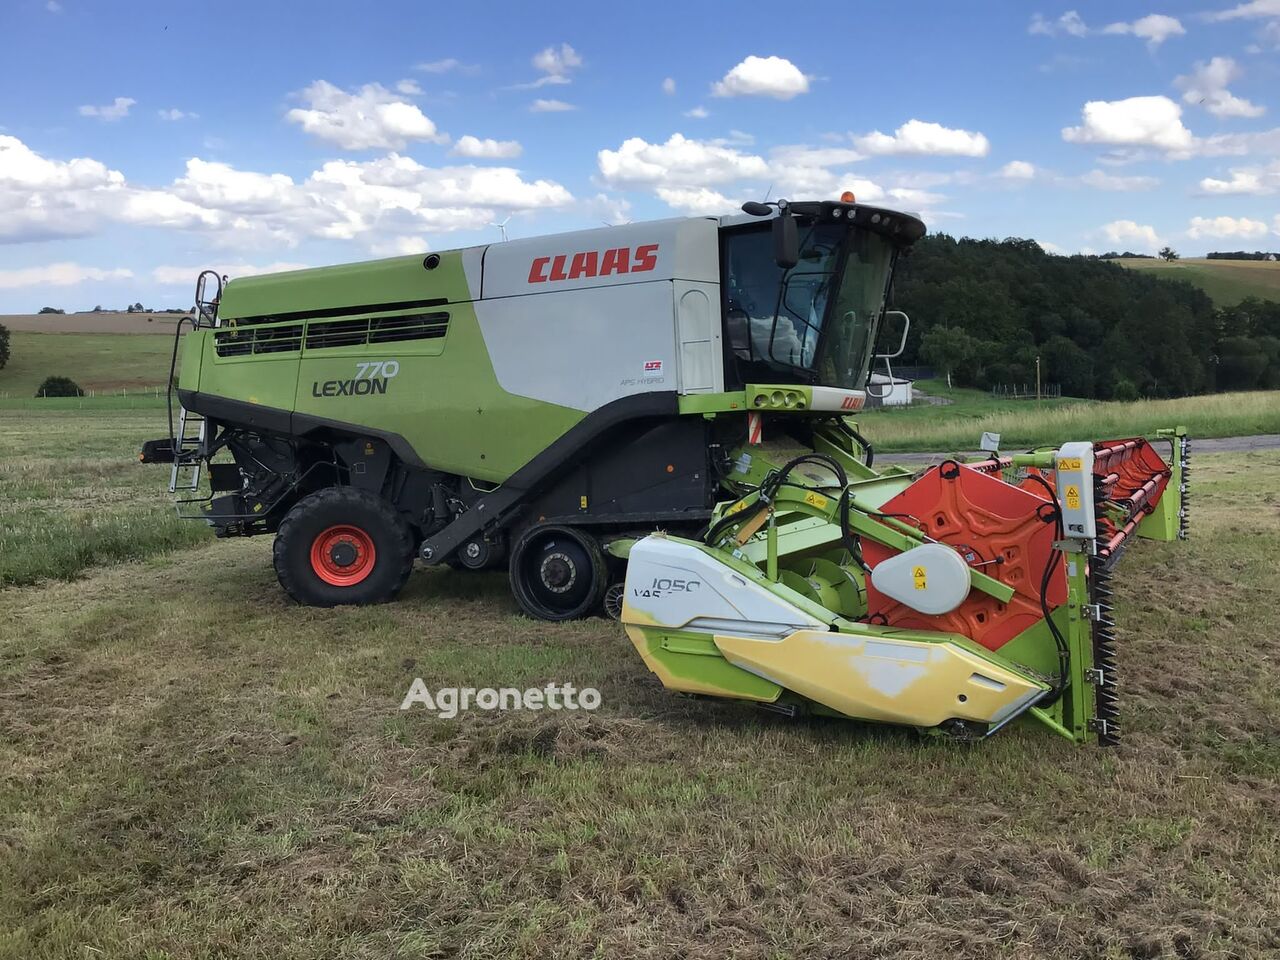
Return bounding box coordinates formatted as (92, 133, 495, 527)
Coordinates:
(509, 524, 608, 621)
(273, 487, 414, 607)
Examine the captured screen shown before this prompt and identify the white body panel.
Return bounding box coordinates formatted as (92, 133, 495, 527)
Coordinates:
(475, 283, 680, 411)
(624, 535, 827, 638)
(481, 219, 719, 299)
(477, 219, 723, 410)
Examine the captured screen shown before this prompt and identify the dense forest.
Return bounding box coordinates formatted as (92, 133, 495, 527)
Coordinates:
(890, 235, 1280, 399)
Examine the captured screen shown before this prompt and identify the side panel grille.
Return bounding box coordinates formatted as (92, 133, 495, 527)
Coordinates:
(214, 323, 304, 357)
(305, 312, 450, 350)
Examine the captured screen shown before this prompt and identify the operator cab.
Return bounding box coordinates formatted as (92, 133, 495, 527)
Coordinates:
(717, 198, 925, 393)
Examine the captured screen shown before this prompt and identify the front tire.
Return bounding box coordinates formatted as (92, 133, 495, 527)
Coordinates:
(273, 487, 414, 607)
(509, 524, 608, 621)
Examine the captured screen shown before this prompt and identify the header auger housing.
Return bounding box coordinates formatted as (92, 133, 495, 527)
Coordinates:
(140, 197, 1190, 744)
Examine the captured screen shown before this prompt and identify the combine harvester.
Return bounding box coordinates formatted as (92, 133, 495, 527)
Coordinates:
(142, 195, 1188, 745)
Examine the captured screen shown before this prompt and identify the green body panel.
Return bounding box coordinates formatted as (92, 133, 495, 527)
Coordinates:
(184, 252, 586, 482)
(217, 253, 468, 319)
(635, 629, 785, 702)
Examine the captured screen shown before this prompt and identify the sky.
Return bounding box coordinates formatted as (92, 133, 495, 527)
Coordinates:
(0, 0, 1278, 312)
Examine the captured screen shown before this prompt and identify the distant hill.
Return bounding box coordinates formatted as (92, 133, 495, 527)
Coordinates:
(0, 311, 188, 335)
(1114, 257, 1280, 307)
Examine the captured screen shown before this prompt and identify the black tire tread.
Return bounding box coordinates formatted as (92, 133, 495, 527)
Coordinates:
(273, 486, 415, 606)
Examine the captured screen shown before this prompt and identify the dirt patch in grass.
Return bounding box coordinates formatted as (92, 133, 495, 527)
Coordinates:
(2, 455, 1279, 958)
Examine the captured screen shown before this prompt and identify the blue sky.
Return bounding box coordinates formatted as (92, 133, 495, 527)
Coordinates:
(1, 0, 1278, 312)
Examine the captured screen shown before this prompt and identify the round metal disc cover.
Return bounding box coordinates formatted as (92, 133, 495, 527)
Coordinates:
(869, 543, 972, 616)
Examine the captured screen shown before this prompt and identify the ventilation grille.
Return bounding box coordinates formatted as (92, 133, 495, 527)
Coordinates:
(305, 312, 450, 350)
(214, 323, 304, 357)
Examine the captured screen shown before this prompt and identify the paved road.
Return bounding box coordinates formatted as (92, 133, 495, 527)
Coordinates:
(881, 434, 1280, 465)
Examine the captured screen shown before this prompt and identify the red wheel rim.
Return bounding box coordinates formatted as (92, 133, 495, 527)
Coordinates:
(310, 524, 377, 586)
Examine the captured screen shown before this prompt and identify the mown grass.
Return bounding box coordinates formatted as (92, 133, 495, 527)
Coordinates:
(861, 387, 1280, 453)
(1117, 257, 1280, 307)
(0, 410, 207, 586)
(1, 404, 1279, 956)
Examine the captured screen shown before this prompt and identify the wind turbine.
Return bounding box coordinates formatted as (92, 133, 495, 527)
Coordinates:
(488, 214, 512, 242)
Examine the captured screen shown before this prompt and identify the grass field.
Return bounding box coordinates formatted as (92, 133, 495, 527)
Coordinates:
(1, 409, 1279, 957)
(859, 384, 1280, 452)
(1115, 257, 1280, 307)
(0, 332, 176, 400)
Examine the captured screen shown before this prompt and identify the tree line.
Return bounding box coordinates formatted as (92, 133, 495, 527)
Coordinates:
(891, 235, 1280, 398)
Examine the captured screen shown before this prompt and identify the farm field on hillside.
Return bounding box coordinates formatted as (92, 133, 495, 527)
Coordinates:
(1116, 257, 1280, 307)
(1, 405, 1278, 958)
(0, 312, 186, 334)
(0, 332, 177, 399)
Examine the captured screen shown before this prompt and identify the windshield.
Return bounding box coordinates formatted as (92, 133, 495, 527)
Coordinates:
(722, 222, 896, 390)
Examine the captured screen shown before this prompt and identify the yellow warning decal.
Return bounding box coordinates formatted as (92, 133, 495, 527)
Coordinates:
(1065, 484, 1081, 510)
(579, 495, 589, 510)
(1057, 457, 1083, 471)
(804, 491, 829, 510)
(727, 499, 750, 516)
(912, 565, 927, 590)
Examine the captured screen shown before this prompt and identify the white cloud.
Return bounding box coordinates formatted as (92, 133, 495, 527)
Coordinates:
(1000, 160, 1036, 179)
(712, 56, 809, 100)
(0, 134, 572, 249)
(598, 133, 769, 187)
(1206, 0, 1280, 20)
(1199, 162, 1279, 194)
(1101, 219, 1161, 251)
(1196, 126, 1280, 157)
(1029, 11, 1088, 37)
(766, 144, 864, 197)
(684, 106, 709, 119)
(582, 192, 633, 225)
(415, 58, 473, 74)
(855, 119, 990, 157)
(79, 97, 136, 122)
(285, 80, 447, 150)
(1062, 96, 1194, 152)
(514, 43, 583, 88)
(1102, 14, 1185, 47)
(1080, 169, 1161, 190)
(151, 262, 312, 285)
(0, 263, 132, 290)
(395, 79, 423, 96)
(1186, 215, 1270, 239)
(530, 98, 576, 113)
(450, 135, 522, 159)
(533, 43, 582, 77)
(46, 1, 61, 11)
(1175, 58, 1265, 119)
(655, 186, 737, 215)
(662, 77, 676, 95)
(887, 186, 946, 209)
(157, 108, 195, 121)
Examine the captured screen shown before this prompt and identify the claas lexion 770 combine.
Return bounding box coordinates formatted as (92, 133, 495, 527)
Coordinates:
(142, 194, 1189, 745)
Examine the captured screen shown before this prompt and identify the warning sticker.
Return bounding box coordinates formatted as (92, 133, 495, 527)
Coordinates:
(913, 565, 927, 590)
(1065, 484, 1081, 510)
(804, 491, 829, 510)
(1057, 457, 1083, 471)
